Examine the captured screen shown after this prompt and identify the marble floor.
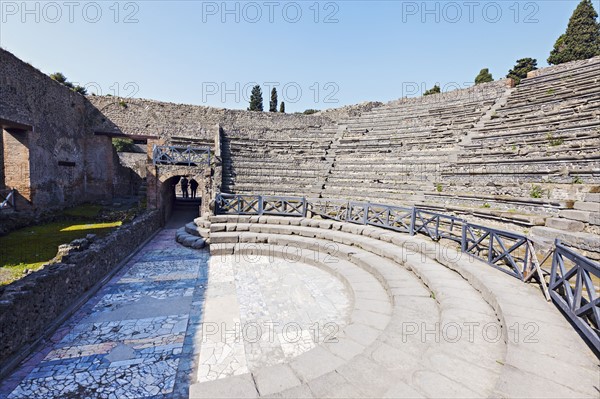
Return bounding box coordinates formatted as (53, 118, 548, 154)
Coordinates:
(196, 254, 351, 383)
(0, 232, 351, 399)
(0, 229, 208, 399)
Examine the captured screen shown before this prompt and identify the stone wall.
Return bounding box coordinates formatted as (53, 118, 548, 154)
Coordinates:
(112, 151, 143, 198)
(0, 210, 161, 371)
(0, 48, 127, 211)
(118, 152, 147, 178)
(89, 96, 335, 140)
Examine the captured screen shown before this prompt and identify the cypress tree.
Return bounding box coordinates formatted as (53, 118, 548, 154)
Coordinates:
(474, 68, 494, 84)
(269, 88, 278, 112)
(279, 101, 285, 113)
(548, 0, 600, 65)
(248, 85, 263, 111)
(506, 58, 538, 85)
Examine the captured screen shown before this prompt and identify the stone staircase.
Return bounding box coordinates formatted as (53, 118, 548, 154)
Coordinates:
(176, 216, 210, 249)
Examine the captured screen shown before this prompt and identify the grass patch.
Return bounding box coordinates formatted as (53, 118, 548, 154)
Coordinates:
(0, 204, 131, 286)
(546, 132, 564, 146)
(530, 185, 544, 199)
(61, 221, 121, 232)
(63, 204, 103, 218)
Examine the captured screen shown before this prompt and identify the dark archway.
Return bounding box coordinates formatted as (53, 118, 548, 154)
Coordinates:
(148, 166, 209, 224)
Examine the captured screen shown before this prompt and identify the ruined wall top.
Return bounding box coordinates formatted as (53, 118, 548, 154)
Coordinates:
(88, 96, 337, 141)
(0, 48, 101, 132)
(319, 79, 511, 122)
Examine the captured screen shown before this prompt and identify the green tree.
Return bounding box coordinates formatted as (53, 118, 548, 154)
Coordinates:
(279, 101, 285, 113)
(548, 0, 600, 65)
(112, 138, 136, 152)
(49, 72, 68, 84)
(50, 72, 74, 89)
(73, 85, 88, 95)
(269, 88, 278, 112)
(506, 58, 538, 85)
(423, 85, 441, 96)
(49, 72, 89, 94)
(474, 68, 494, 84)
(303, 109, 318, 115)
(248, 85, 263, 111)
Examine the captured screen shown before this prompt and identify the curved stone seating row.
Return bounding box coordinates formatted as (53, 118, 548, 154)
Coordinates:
(470, 119, 600, 144)
(460, 142, 600, 162)
(224, 166, 321, 176)
(338, 82, 505, 137)
(343, 112, 484, 131)
(320, 182, 569, 229)
(190, 214, 599, 398)
(192, 219, 505, 397)
(175, 225, 207, 249)
(222, 125, 338, 196)
(475, 110, 600, 138)
(521, 57, 600, 85)
(502, 87, 600, 112)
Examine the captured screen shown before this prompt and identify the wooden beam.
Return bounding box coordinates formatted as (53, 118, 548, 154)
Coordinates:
(0, 118, 32, 132)
(94, 131, 159, 140)
(524, 241, 552, 301)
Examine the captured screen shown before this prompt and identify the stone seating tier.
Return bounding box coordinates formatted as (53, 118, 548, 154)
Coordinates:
(186, 214, 599, 398)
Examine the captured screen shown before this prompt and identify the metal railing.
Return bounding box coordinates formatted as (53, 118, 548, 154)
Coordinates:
(0, 189, 15, 211)
(152, 145, 211, 166)
(461, 222, 532, 280)
(549, 240, 600, 352)
(310, 199, 413, 233)
(413, 208, 464, 243)
(215, 193, 307, 217)
(311, 199, 540, 281)
(215, 193, 600, 351)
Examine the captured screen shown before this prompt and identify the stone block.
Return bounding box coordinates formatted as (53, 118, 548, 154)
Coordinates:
(192, 239, 206, 249)
(531, 226, 600, 251)
(584, 193, 600, 203)
(545, 218, 585, 232)
(573, 201, 599, 212)
(559, 209, 590, 222)
(210, 232, 240, 244)
(189, 374, 258, 398)
(253, 364, 301, 396)
(210, 224, 226, 233)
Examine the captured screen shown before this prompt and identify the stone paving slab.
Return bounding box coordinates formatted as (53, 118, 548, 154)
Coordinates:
(0, 229, 209, 399)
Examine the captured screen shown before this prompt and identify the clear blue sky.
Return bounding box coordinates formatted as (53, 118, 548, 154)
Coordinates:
(1, 0, 596, 111)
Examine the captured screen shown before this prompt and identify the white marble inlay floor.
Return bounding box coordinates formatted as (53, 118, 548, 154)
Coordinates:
(196, 254, 351, 383)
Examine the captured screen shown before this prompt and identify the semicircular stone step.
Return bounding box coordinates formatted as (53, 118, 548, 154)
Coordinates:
(198, 222, 508, 397)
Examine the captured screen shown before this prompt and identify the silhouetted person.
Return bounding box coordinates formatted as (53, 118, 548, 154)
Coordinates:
(190, 178, 199, 198)
(180, 176, 189, 198)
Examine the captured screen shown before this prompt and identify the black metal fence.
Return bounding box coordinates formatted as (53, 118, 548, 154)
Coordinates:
(215, 193, 307, 217)
(215, 193, 600, 351)
(550, 241, 599, 352)
(152, 145, 211, 166)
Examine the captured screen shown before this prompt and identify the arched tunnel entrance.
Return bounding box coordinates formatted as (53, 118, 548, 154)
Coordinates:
(148, 166, 211, 226)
